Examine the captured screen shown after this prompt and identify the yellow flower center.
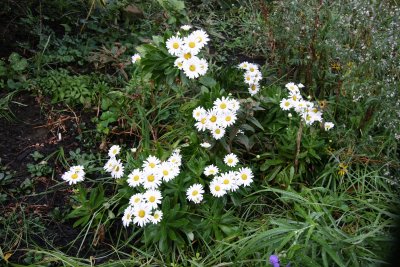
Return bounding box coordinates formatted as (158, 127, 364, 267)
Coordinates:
(292, 96, 297, 101)
(173, 42, 179, 49)
(149, 162, 156, 168)
(250, 67, 255, 72)
(223, 179, 229, 185)
(138, 210, 145, 218)
(147, 175, 155, 182)
(192, 190, 198, 196)
(189, 41, 196, 48)
(215, 185, 221, 191)
(149, 196, 156, 202)
(225, 116, 231, 122)
(189, 64, 196, 72)
(154, 213, 159, 219)
(115, 166, 120, 172)
(215, 129, 221, 134)
(126, 214, 131, 220)
(241, 174, 248, 180)
(285, 102, 290, 107)
(71, 173, 78, 179)
(133, 175, 140, 181)
(251, 85, 256, 90)
(201, 118, 207, 124)
(196, 36, 203, 43)
(134, 198, 140, 203)
(163, 170, 169, 176)
(184, 53, 192, 60)
(246, 76, 251, 81)
(228, 159, 233, 164)
(112, 149, 117, 154)
(210, 115, 217, 123)
(220, 103, 227, 109)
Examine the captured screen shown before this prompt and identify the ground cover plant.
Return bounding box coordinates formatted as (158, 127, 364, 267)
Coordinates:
(0, 0, 399, 266)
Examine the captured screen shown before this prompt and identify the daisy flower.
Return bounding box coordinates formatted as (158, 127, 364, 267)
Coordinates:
(151, 210, 163, 224)
(247, 63, 259, 73)
(224, 153, 239, 167)
(324, 122, 335, 131)
(227, 98, 240, 112)
(298, 83, 305, 88)
(103, 157, 117, 172)
(219, 111, 237, 128)
(70, 165, 85, 175)
(111, 159, 124, 179)
(180, 25, 192, 31)
(168, 152, 182, 167)
(213, 96, 230, 113)
(210, 179, 226, 197)
(200, 142, 211, 148)
(186, 183, 204, 204)
(219, 172, 237, 191)
(133, 203, 152, 227)
(236, 167, 254, 187)
(249, 83, 260, 95)
(193, 106, 207, 121)
(184, 34, 202, 55)
(198, 58, 208, 76)
(158, 161, 177, 182)
(211, 127, 225, 140)
(206, 109, 221, 129)
(204, 164, 219, 176)
(108, 145, 121, 158)
(244, 72, 255, 84)
(166, 36, 184, 56)
(62, 169, 85, 185)
(144, 189, 162, 209)
(280, 98, 293, 111)
(181, 50, 193, 60)
(285, 82, 300, 93)
(238, 61, 249, 70)
(142, 170, 162, 189)
(129, 193, 144, 207)
(182, 56, 202, 79)
(131, 54, 141, 64)
(191, 29, 209, 48)
(127, 169, 143, 188)
(142, 156, 161, 172)
(174, 57, 185, 70)
(122, 206, 134, 227)
(195, 115, 208, 132)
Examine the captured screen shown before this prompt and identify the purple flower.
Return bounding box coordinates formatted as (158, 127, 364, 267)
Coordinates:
(269, 255, 280, 267)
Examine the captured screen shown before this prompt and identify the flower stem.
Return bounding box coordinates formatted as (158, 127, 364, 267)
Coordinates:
(294, 120, 304, 174)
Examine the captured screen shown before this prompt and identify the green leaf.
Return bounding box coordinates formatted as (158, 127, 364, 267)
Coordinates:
(199, 76, 217, 88)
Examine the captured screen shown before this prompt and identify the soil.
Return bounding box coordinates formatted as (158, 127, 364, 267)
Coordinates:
(0, 91, 93, 262)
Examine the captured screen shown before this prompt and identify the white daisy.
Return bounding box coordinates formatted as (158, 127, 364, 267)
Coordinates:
(144, 189, 162, 209)
(151, 210, 163, 224)
(195, 115, 208, 132)
(191, 29, 209, 48)
(111, 159, 124, 179)
(180, 25, 192, 31)
(182, 56, 202, 79)
(122, 206, 134, 227)
(324, 122, 335, 131)
(211, 127, 225, 140)
(206, 108, 221, 130)
(247, 63, 259, 73)
(174, 57, 185, 70)
(142, 156, 161, 172)
(198, 58, 208, 76)
(227, 98, 240, 112)
(131, 54, 141, 64)
(204, 164, 219, 176)
(129, 193, 144, 207)
(249, 83, 260, 95)
(142, 170, 162, 189)
(192, 106, 207, 121)
(186, 183, 204, 204)
(285, 82, 300, 93)
(104, 157, 117, 172)
(200, 142, 211, 148)
(219, 172, 237, 191)
(168, 152, 182, 167)
(224, 153, 239, 167)
(183, 34, 202, 55)
(127, 169, 143, 188)
(238, 61, 249, 70)
(280, 98, 293, 111)
(61, 169, 85, 185)
(213, 96, 230, 113)
(236, 167, 254, 187)
(210, 179, 226, 197)
(219, 111, 237, 128)
(108, 145, 121, 158)
(133, 203, 152, 227)
(70, 165, 85, 175)
(166, 36, 184, 56)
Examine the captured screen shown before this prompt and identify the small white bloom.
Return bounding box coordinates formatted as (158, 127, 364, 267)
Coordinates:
(127, 169, 143, 188)
(210, 179, 226, 197)
(131, 54, 141, 64)
(151, 210, 163, 224)
(224, 153, 239, 167)
(211, 127, 225, 140)
(236, 167, 254, 187)
(200, 142, 211, 148)
(122, 206, 134, 227)
(129, 193, 144, 207)
(133, 203, 152, 227)
(204, 164, 219, 176)
(142, 156, 161, 172)
(111, 159, 124, 179)
(324, 122, 335, 131)
(144, 189, 162, 209)
(180, 25, 192, 31)
(108, 145, 121, 158)
(166, 36, 184, 56)
(186, 183, 204, 204)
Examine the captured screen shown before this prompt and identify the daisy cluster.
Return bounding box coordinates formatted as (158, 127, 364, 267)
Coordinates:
(61, 165, 85, 185)
(205, 153, 254, 198)
(238, 62, 263, 95)
(166, 28, 209, 79)
(104, 145, 125, 179)
(193, 96, 240, 140)
(280, 82, 335, 130)
(122, 150, 182, 227)
(131, 53, 141, 64)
